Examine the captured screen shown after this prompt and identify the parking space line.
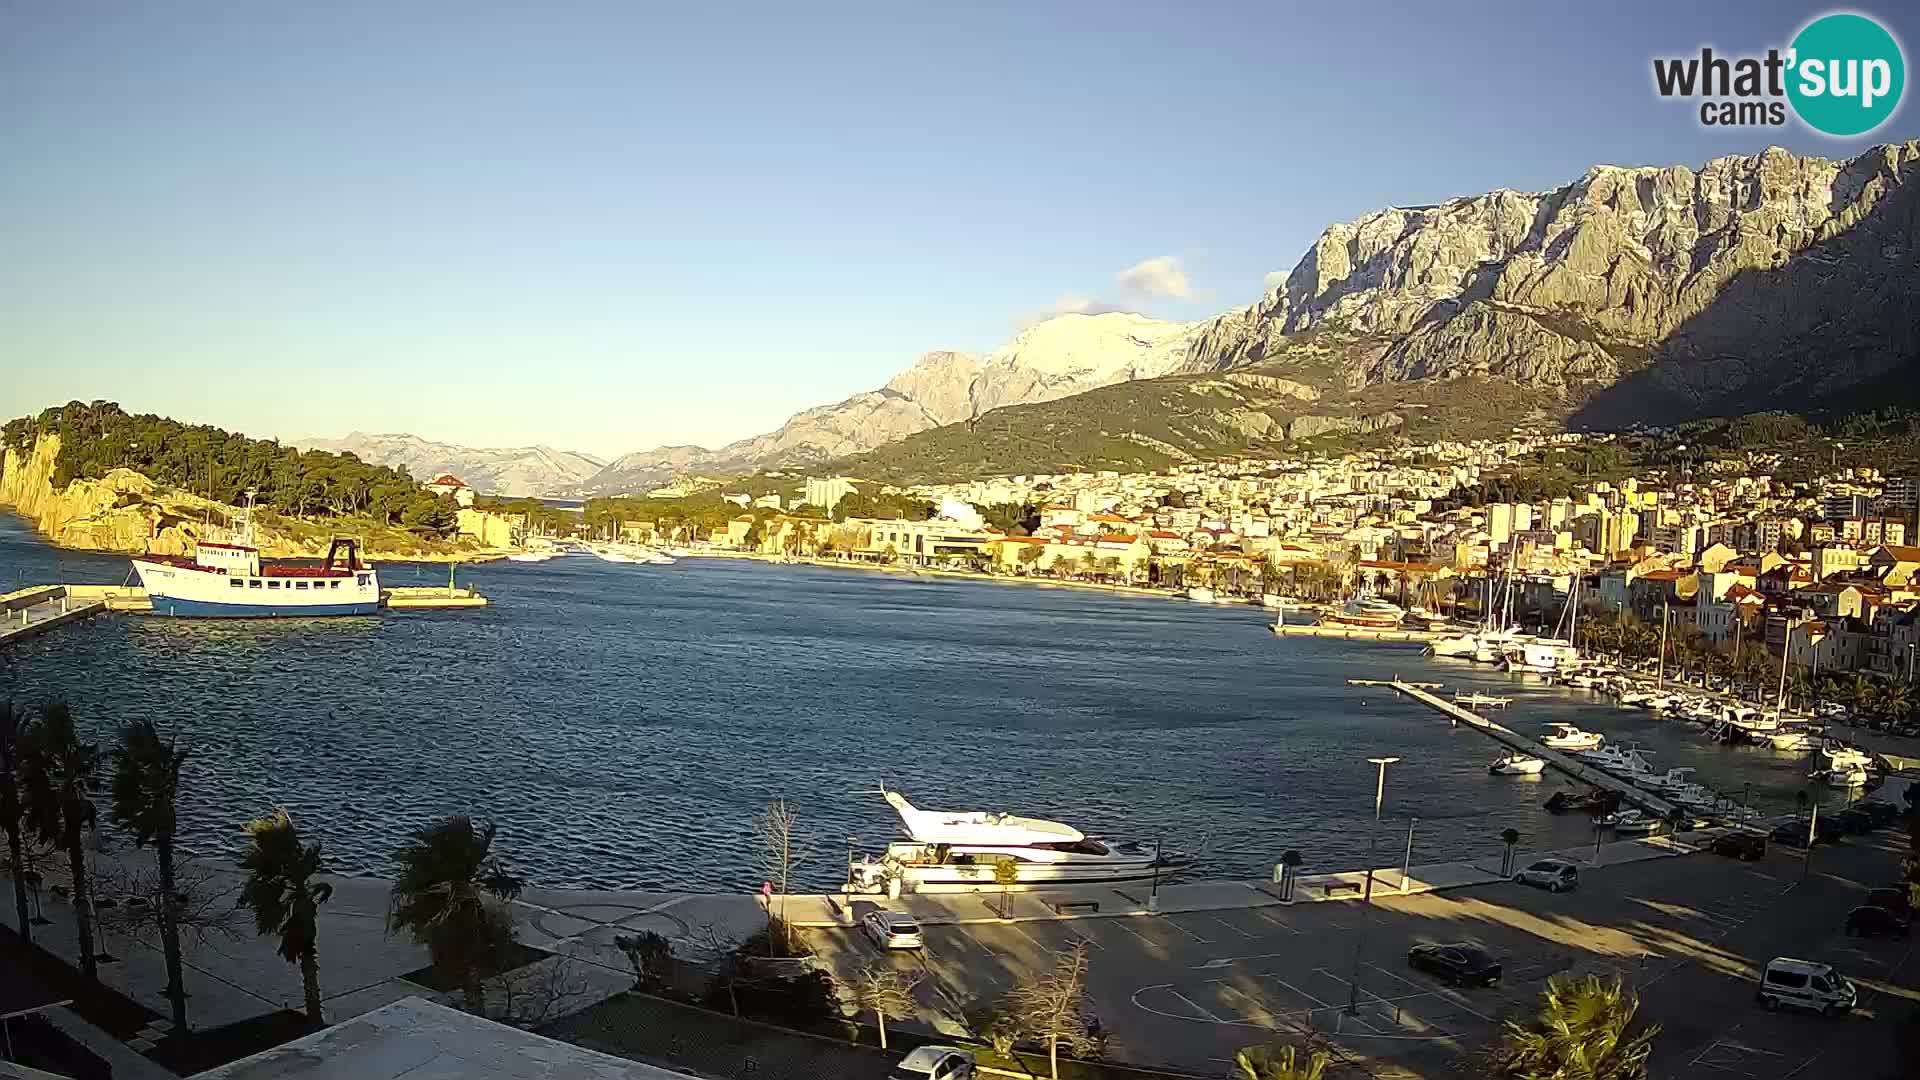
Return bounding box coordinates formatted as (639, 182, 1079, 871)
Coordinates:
(1161, 916, 1215, 945)
(1167, 988, 1226, 1023)
(1266, 974, 1380, 1034)
(1244, 907, 1302, 934)
(1206, 913, 1259, 939)
(1363, 962, 1499, 1025)
(1109, 918, 1158, 947)
(1059, 922, 1106, 950)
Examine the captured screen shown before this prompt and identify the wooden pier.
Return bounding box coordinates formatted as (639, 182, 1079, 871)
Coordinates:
(1384, 680, 1678, 818)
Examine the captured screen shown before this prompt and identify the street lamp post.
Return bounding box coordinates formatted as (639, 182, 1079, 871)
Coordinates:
(1907, 642, 1915, 683)
(1347, 756, 1400, 1015)
(1400, 817, 1418, 894)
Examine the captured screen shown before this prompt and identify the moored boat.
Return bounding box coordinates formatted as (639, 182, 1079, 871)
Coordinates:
(848, 787, 1190, 894)
(131, 494, 379, 618)
(1489, 753, 1547, 775)
(1540, 723, 1604, 751)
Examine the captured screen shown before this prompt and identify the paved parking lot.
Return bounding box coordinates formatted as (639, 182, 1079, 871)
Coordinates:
(806, 827, 1918, 1077)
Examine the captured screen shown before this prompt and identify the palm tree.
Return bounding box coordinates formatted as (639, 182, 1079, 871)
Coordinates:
(19, 702, 102, 979)
(239, 809, 334, 1025)
(1493, 974, 1658, 1079)
(386, 816, 524, 1014)
(1234, 1044, 1329, 1080)
(1, 702, 31, 944)
(110, 719, 192, 1027)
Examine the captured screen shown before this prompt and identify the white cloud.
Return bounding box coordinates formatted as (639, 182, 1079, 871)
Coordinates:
(1262, 269, 1289, 294)
(1015, 294, 1127, 329)
(1116, 255, 1192, 300)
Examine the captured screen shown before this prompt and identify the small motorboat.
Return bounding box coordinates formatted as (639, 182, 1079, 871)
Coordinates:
(1490, 753, 1547, 775)
(1599, 809, 1661, 834)
(1540, 723, 1604, 751)
(1456, 692, 1514, 709)
(1545, 788, 1620, 814)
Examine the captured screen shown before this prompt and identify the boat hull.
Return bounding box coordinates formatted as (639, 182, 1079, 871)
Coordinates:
(144, 597, 380, 618)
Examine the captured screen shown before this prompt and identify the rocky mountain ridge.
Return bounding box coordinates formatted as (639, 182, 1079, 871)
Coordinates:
(579, 312, 1202, 493)
(587, 140, 1916, 489)
(293, 432, 605, 497)
(1185, 140, 1920, 424)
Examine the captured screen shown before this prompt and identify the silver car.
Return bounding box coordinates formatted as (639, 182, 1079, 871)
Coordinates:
(862, 908, 925, 950)
(1513, 858, 1580, 892)
(891, 1045, 976, 1079)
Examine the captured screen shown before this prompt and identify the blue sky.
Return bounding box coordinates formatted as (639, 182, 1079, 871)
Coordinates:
(3, 1, 1915, 459)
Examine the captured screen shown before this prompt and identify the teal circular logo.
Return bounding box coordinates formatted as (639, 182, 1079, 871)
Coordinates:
(1788, 13, 1905, 136)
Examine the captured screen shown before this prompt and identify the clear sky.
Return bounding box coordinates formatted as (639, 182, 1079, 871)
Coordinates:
(4, 1, 1915, 459)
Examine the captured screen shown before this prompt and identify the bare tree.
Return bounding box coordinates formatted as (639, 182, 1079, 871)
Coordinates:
(96, 858, 244, 953)
(686, 922, 743, 1016)
(852, 962, 918, 1049)
(614, 929, 674, 992)
(755, 799, 800, 953)
(1006, 942, 1097, 1080)
(484, 948, 592, 1028)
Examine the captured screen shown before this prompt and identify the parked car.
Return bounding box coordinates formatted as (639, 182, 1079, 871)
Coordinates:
(1832, 807, 1878, 835)
(1866, 886, 1914, 918)
(1768, 823, 1811, 849)
(1853, 800, 1901, 827)
(891, 1046, 977, 1080)
(1407, 942, 1502, 987)
(1709, 831, 1767, 861)
(1513, 858, 1580, 893)
(861, 908, 925, 950)
(1845, 904, 1911, 939)
(1757, 957, 1857, 1014)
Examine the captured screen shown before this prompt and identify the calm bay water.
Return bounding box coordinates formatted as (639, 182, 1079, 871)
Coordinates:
(0, 514, 1851, 892)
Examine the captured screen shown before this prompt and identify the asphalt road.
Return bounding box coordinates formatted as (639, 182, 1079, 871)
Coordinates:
(807, 825, 1918, 1078)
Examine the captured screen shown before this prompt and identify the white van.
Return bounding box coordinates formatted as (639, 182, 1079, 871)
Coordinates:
(1756, 957, 1857, 1014)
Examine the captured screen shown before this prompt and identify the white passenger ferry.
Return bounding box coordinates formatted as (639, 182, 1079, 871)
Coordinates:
(131, 495, 379, 617)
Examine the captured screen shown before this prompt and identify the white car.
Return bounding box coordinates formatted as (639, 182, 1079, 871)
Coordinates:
(1513, 858, 1580, 893)
(891, 1046, 976, 1080)
(862, 908, 925, 950)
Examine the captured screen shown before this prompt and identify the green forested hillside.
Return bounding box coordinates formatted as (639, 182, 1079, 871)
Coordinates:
(2, 401, 456, 530)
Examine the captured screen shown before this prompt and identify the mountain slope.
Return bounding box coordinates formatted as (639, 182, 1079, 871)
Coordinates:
(578, 313, 1200, 493)
(1188, 140, 1920, 424)
(295, 432, 605, 496)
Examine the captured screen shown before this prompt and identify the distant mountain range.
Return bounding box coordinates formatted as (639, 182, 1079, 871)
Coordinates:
(292, 433, 605, 497)
(314, 140, 1920, 493)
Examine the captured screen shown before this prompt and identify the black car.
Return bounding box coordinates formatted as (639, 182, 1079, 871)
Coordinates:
(1853, 800, 1901, 827)
(1770, 823, 1814, 849)
(1407, 943, 1502, 987)
(1866, 887, 1914, 918)
(1845, 904, 1910, 939)
(1832, 808, 1878, 835)
(1709, 831, 1766, 861)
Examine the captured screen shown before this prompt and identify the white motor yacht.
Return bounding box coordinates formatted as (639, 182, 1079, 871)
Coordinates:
(1489, 753, 1548, 775)
(1575, 745, 1654, 779)
(848, 788, 1190, 894)
(1455, 692, 1513, 709)
(1427, 633, 1479, 658)
(1540, 723, 1604, 751)
(1185, 586, 1217, 603)
(1766, 729, 1819, 752)
(1634, 767, 1698, 796)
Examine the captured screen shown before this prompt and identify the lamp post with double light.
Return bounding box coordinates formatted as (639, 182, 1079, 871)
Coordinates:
(1347, 756, 1399, 1015)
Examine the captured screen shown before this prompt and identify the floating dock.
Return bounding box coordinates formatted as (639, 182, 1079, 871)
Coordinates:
(1384, 680, 1678, 818)
(381, 586, 488, 609)
(1270, 623, 1443, 642)
(0, 585, 109, 649)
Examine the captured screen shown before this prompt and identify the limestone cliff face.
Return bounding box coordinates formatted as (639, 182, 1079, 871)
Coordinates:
(1189, 141, 1920, 418)
(0, 434, 195, 554)
(0, 434, 472, 558)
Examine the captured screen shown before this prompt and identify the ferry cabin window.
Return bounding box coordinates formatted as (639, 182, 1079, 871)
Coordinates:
(230, 579, 244, 588)
(267, 580, 280, 589)
(295, 581, 308, 589)
(357, 574, 370, 586)
(330, 581, 340, 589)
(249, 580, 263, 589)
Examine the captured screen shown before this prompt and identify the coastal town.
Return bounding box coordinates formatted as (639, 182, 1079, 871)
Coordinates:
(471, 424, 1920, 697)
